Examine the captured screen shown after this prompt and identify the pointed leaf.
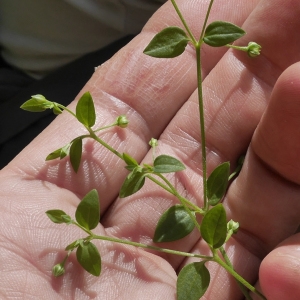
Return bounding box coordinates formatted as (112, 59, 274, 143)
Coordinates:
(70, 138, 82, 173)
(154, 205, 195, 242)
(177, 262, 210, 300)
(153, 155, 185, 173)
(75, 189, 100, 230)
(45, 210, 70, 224)
(46, 148, 62, 161)
(46, 144, 70, 161)
(200, 204, 227, 249)
(143, 26, 189, 58)
(20, 95, 54, 112)
(203, 21, 245, 47)
(119, 169, 145, 198)
(123, 153, 139, 169)
(65, 239, 81, 251)
(207, 162, 230, 206)
(76, 241, 101, 276)
(76, 91, 96, 127)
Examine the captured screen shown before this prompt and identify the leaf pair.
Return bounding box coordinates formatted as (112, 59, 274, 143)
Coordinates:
(143, 21, 245, 59)
(46, 190, 101, 276)
(120, 154, 185, 198)
(46, 138, 83, 173)
(45, 92, 96, 172)
(46, 189, 100, 230)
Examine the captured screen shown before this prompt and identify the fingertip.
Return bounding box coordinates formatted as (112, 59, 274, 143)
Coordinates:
(253, 61, 300, 184)
(260, 234, 300, 300)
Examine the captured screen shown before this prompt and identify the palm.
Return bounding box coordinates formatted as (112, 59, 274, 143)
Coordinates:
(1, 0, 300, 299)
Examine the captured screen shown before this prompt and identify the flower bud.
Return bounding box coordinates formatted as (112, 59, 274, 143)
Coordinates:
(227, 219, 239, 234)
(52, 263, 65, 277)
(31, 94, 47, 101)
(149, 138, 158, 148)
(247, 42, 261, 57)
(116, 115, 129, 128)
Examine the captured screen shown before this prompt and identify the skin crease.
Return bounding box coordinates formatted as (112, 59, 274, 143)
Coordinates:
(0, 0, 300, 299)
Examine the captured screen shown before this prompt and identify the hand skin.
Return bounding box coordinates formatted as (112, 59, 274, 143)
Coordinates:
(1, 0, 300, 299)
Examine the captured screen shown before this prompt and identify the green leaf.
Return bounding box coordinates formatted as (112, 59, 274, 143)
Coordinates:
(123, 153, 139, 171)
(20, 95, 54, 112)
(76, 91, 96, 127)
(143, 26, 189, 58)
(153, 205, 195, 242)
(177, 261, 210, 300)
(119, 169, 146, 198)
(207, 162, 230, 206)
(76, 241, 101, 276)
(200, 204, 227, 249)
(46, 144, 70, 161)
(45, 209, 70, 224)
(75, 189, 100, 230)
(65, 239, 81, 251)
(229, 155, 245, 180)
(203, 21, 245, 47)
(53, 103, 63, 115)
(153, 155, 185, 173)
(70, 138, 82, 173)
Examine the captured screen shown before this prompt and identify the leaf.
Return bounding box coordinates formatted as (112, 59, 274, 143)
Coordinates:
(76, 241, 101, 276)
(20, 95, 54, 112)
(200, 204, 227, 249)
(70, 138, 82, 173)
(229, 155, 245, 180)
(53, 103, 63, 115)
(177, 261, 210, 300)
(46, 144, 70, 161)
(76, 91, 96, 127)
(153, 205, 195, 242)
(203, 21, 245, 47)
(119, 169, 146, 198)
(207, 162, 230, 206)
(143, 26, 189, 58)
(123, 153, 139, 170)
(65, 239, 81, 251)
(153, 155, 185, 173)
(45, 210, 70, 224)
(75, 189, 100, 230)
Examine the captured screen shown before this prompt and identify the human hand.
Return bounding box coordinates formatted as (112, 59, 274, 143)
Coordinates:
(1, 0, 300, 299)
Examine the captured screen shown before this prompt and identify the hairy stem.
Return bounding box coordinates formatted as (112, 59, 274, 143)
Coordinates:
(92, 234, 212, 260)
(170, 0, 197, 44)
(195, 44, 208, 211)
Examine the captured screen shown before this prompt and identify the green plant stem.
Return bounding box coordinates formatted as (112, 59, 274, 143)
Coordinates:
(56, 103, 77, 118)
(93, 122, 118, 133)
(92, 234, 212, 260)
(195, 44, 208, 212)
(153, 173, 202, 231)
(88, 129, 123, 160)
(170, 0, 197, 44)
(214, 251, 267, 300)
(147, 174, 203, 214)
(225, 44, 249, 52)
(199, 0, 216, 42)
(220, 247, 253, 300)
(73, 216, 212, 263)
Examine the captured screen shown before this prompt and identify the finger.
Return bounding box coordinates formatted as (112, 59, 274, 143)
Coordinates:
(218, 61, 300, 300)
(259, 233, 300, 300)
(228, 62, 300, 256)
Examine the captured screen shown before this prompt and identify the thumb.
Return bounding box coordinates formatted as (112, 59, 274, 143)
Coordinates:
(259, 233, 300, 300)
